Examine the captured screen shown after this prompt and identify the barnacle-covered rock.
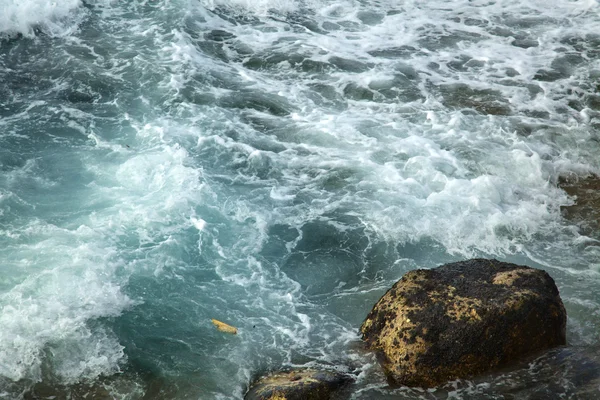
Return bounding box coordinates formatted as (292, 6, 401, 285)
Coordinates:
(360, 259, 566, 388)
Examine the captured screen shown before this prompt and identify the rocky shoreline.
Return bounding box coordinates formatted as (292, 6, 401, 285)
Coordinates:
(245, 259, 567, 399)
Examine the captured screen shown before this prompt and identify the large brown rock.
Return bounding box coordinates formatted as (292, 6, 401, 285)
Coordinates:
(244, 368, 352, 400)
(360, 259, 566, 388)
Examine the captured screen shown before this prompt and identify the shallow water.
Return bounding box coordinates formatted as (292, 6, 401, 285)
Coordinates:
(1, 0, 600, 398)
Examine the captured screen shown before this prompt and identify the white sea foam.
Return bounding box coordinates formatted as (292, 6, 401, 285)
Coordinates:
(199, 0, 300, 15)
(0, 0, 84, 36)
(186, 0, 600, 258)
(191, 216, 207, 231)
(0, 113, 210, 385)
(0, 226, 134, 382)
(49, 327, 125, 383)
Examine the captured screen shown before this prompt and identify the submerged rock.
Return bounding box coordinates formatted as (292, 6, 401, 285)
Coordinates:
(436, 83, 512, 115)
(245, 368, 352, 400)
(360, 258, 566, 388)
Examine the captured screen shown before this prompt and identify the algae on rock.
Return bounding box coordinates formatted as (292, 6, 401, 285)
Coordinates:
(361, 259, 567, 388)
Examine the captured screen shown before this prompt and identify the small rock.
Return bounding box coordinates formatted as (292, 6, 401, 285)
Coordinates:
(245, 368, 352, 400)
(360, 258, 566, 388)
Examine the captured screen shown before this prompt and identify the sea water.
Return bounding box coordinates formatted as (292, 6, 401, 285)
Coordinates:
(1, 0, 600, 398)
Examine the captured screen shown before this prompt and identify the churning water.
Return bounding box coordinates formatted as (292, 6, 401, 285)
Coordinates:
(1, 0, 600, 398)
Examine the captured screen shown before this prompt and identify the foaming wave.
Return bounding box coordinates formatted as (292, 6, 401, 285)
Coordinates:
(199, 0, 301, 15)
(0, 225, 134, 383)
(0, 0, 84, 37)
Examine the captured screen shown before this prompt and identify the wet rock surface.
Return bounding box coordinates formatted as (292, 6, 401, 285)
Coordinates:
(559, 174, 600, 238)
(360, 258, 567, 388)
(245, 368, 353, 400)
(485, 346, 600, 399)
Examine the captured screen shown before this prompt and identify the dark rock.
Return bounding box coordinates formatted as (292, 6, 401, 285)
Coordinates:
(204, 29, 235, 42)
(360, 258, 566, 388)
(559, 174, 600, 238)
(485, 346, 600, 398)
(245, 368, 353, 400)
(343, 83, 374, 101)
(511, 38, 539, 48)
(22, 370, 149, 399)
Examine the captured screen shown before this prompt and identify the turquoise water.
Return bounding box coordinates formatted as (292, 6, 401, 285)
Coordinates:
(1, 0, 600, 398)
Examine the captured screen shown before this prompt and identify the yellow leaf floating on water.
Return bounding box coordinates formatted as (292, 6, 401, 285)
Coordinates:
(211, 319, 238, 334)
